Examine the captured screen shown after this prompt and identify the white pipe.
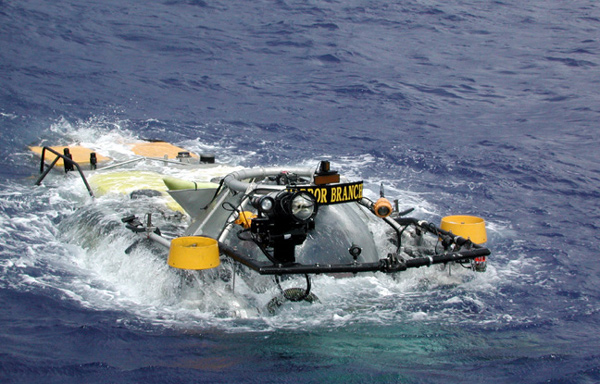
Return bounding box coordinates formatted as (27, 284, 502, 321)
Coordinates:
(148, 232, 171, 249)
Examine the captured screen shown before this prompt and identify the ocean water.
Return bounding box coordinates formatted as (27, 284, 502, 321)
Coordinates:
(1, 0, 600, 382)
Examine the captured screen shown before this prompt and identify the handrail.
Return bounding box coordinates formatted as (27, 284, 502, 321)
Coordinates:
(35, 147, 94, 197)
(217, 241, 490, 275)
(222, 166, 315, 193)
(98, 156, 197, 171)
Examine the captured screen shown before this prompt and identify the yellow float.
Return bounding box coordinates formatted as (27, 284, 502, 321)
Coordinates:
(168, 236, 220, 270)
(440, 215, 487, 244)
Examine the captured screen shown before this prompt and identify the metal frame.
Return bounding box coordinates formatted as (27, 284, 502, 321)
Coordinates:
(34, 146, 95, 197)
(217, 219, 490, 275)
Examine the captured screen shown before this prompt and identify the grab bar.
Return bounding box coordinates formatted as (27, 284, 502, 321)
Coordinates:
(34, 146, 94, 197)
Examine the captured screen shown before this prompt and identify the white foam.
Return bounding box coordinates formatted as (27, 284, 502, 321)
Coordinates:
(4, 118, 520, 331)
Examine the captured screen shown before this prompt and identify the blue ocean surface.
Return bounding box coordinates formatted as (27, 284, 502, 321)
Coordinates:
(1, 0, 600, 382)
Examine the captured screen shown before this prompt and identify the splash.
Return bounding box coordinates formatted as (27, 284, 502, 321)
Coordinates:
(2, 117, 514, 332)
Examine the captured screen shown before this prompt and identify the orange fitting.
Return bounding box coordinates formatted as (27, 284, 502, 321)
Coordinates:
(373, 197, 393, 218)
(234, 211, 256, 229)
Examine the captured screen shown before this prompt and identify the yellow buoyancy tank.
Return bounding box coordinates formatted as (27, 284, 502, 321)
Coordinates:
(440, 215, 487, 244)
(168, 236, 220, 270)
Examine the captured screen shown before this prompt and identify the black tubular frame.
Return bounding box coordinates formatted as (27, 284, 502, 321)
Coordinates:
(218, 217, 490, 276)
(34, 146, 95, 197)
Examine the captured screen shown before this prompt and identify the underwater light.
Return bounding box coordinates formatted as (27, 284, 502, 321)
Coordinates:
(373, 197, 393, 218)
(248, 190, 318, 264)
(252, 195, 275, 214)
(289, 191, 317, 222)
(253, 191, 317, 223)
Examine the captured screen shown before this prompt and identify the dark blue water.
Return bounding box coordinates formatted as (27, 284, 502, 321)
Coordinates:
(2, 0, 600, 382)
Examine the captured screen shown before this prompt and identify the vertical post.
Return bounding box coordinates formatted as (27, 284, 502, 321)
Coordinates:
(63, 148, 74, 173)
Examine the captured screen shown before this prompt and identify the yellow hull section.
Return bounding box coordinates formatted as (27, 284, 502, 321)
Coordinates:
(30, 141, 197, 167)
(89, 171, 183, 212)
(29, 145, 111, 167)
(130, 141, 198, 159)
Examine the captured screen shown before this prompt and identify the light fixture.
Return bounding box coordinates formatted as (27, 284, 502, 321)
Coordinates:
(288, 191, 317, 222)
(373, 197, 393, 218)
(252, 195, 275, 214)
(249, 190, 318, 264)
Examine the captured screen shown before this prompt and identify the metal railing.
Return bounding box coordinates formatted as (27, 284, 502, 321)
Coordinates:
(34, 147, 94, 197)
